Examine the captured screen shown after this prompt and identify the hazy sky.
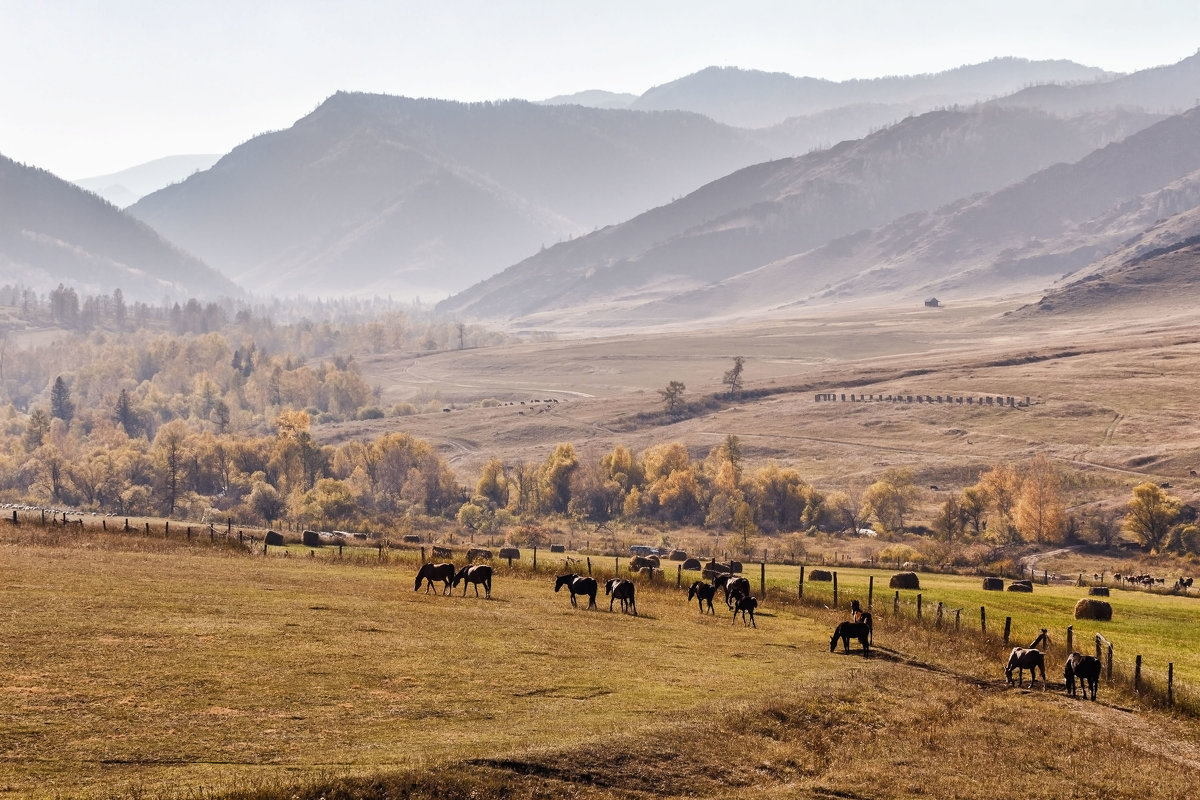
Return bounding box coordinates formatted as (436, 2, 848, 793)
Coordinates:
(2, 0, 1197, 179)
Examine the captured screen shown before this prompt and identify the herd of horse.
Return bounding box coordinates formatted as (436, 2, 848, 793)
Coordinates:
(413, 559, 1103, 698)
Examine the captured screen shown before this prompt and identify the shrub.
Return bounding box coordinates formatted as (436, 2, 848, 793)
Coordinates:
(357, 406, 385, 420)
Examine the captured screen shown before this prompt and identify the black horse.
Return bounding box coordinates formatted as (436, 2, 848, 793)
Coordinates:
(1004, 647, 1046, 689)
(687, 580, 717, 614)
(414, 562, 455, 595)
(452, 564, 492, 598)
(555, 573, 597, 609)
(605, 578, 637, 615)
(850, 600, 874, 645)
(731, 595, 758, 627)
(1064, 652, 1101, 700)
(712, 573, 751, 607)
(830, 621, 871, 656)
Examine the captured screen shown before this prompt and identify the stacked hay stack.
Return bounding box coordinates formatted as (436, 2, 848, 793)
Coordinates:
(982, 577, 1005, 591)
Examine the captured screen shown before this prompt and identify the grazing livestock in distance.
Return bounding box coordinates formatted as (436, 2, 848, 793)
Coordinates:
(555, 573, 598, 609)
(830, 621, 871, 656)
(414, 562, 456, 595)
(1064, 652, 1102, 700)
(713, 573, 751, 607)
(687, 581, 718, 614)
(452, 564, 492, 598)
(605, 578, 637, 615)
(1005, 647, 1046, 689)
(731, 594, 758, 627)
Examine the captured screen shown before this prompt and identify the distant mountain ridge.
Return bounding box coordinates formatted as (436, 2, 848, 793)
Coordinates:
(0, 153, 238, 302)
(128, 93, 777, 298)
(543, 58, 1115, 128)
(73, 154, 221, 208)
(438, 105, 1162, 324)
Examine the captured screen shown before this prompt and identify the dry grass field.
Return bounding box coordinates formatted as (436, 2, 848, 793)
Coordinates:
(6, 527, 1200, 798)
(332, 297, 1200, 519)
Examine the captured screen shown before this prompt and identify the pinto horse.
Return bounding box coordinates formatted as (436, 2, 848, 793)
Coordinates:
(452, 564, 492, 598)
(1064, 652, 1101, 700)
(1004, 647, 1046, 689)
(687, 580, 718, 614)
(605, 578, 637, 615)
(555, 573, 598, 609)
(414, 562, 456, 594)
(830, 621, 871, 656)
(712, 573, 751, 608)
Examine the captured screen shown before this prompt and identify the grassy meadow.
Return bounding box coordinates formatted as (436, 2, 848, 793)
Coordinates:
(6, 525, 1200, 798)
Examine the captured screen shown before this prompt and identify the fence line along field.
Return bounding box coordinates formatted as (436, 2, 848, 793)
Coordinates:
(8, 526, 1200, 798)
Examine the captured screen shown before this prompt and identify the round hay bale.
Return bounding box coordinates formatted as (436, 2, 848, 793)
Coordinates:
(264, 530, 284, 546)
(682, 557, 702, 570)
(1007, 580, 1033, 593)
(301, 530, 322, 548)
(728, 560, 743, 574)
(499, 547, 521, 560)
(1088, 586, 1110, 597)
(668, 549, 688, 561)
(809, 569, 834, 582)
(1074, 598, 1113, 620)
(549, 544, 565, 553)
(982, 577, 1004, 591)
(402, 534, 421, 544)
(889, 571, 920, 590)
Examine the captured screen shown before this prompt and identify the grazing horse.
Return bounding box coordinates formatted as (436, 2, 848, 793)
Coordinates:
(605, 578, 637, 615)
(830, 621, 871, 656)
(414, 562, 456, 595)
(452, 564, 492, 598)
(713, 573, 751, 607)
(687, 580, 718, 614)
(731, 594, 758, 627)
(1004, 647, 1046, 689)
(1064, 652, 1101, 700)
(555, 573, 598, 609)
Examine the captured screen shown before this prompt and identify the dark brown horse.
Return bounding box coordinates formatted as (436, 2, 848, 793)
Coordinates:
(1064, 652, 1101, 700)
(555, 573, 597, 609)
(850, 600, 873, 644)
(830, 621, 871, 656)
(605, 578, 637, 615)
(414, 562, 455, 594)
(687, 580, 717, 614)
(1005, 647, 1046, 689)
(731, 595, 758, 627)
(452, 564, 492, 598)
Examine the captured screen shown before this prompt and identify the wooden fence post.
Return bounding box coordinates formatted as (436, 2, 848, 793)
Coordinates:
(833, 572, 838, 608)
(145, 522, 150, 535)
(893, 590, 899, 614)
(1066, 625, 1073, 657)
(1106, 642, 1113, 681)
(421, 546, 426, 564)
(868, 575, 874, 609)
(981, 606, 986, 635)
(533, 546, 537, 570)
(587, 557, 592, 576)
(760, 560, 766, 596)
(1169, 663, 1175, 705)
(614, 557, 619, 575)
(954, 608, 961, 631)
(165, 521, 169, 536)
(916, 593, 922, 620)
(677, 564, 682, 589)
(1135, 655, 1142, 693)
(799, 565, 805, 599)
(936, 601, 943, 627)
(1003, 616, 1011, 645)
